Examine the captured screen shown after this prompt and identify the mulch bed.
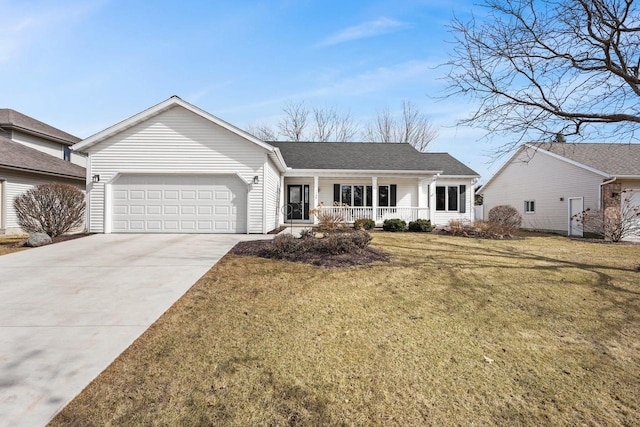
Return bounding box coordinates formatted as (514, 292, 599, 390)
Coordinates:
(229, 239, 389, 267)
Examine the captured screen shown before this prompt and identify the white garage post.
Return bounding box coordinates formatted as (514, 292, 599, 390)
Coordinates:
(246, 178, 251, 235)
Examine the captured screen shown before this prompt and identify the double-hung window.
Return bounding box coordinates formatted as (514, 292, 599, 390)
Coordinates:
(436, 185, 467, 212)
(524, 200, 535, 213)
(333, 184, 395, 207)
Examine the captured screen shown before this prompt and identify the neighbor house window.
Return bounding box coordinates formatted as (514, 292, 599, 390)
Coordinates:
(524, 200, 535, 213)
(63, 146, 71, 162)
(436, 186, 462, 212)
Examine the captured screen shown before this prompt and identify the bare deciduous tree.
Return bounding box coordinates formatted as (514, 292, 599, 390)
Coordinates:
(278, 101, 309, 141)
(246, 123, 277, 141)
(446, 0, 640, 153)
(310, 106, 358, 142)
(364, 101, 438, 151)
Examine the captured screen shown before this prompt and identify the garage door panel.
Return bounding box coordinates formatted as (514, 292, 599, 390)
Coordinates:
(111, 175, 246, 233)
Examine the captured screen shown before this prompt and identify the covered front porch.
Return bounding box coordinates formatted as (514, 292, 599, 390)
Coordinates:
(279, 172, 435, 226)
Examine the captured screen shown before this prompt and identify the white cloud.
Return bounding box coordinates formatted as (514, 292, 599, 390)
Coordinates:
(318, 17, 410, 47)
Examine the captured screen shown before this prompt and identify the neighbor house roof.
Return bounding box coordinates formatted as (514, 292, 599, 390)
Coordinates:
(269, 141, 479, 176)
(0, 109, 81, 145)
(0, 136, 85, 180)
(531, 142, 640, 177)
(479, 142, 640, 195)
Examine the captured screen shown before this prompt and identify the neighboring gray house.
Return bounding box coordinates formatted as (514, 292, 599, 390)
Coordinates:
(0, 109, 86, 234)
(478, 143, 640, 237)
(72, 96, 479, 234)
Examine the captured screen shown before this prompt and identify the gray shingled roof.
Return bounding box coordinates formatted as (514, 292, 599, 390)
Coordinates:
(0, 136, 85, 179)
(534, 142, 640, 176)
(0, 109, 81, 145)
(269, 142, 478, 176)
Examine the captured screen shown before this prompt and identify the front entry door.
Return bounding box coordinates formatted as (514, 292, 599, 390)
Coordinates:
(287, 185, 309, 220)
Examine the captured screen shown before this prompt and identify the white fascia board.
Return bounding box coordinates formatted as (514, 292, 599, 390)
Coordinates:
(613, 175, 640, 180)
(282, 169, 444, 178)
(437, 174, 481, 179)
(268, 148, 288, 172)
(524, 143, 611, 178)
(72, 96, 276, 153)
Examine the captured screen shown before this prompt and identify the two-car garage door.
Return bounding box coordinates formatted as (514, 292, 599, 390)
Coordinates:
(111, 174, 246, 233)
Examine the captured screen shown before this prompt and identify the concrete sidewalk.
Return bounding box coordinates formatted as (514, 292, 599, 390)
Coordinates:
(0, 233, 268, 427)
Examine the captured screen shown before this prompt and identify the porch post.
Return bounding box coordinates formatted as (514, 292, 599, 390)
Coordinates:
(313, 175, 319, 224)
(372, 176, 378, 223)
(279, 175, 285, 225)
(429, 177, 437, 223)
(418, 177, 428, 219)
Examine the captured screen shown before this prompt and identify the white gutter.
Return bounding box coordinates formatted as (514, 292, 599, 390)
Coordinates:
(599, 177, 617, 210)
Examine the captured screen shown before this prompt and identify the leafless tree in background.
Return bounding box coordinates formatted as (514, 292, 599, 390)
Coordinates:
(445, 0, 640, 154)
(278, 101, 309, 142)
(248, 99, 437, 150)
(364, 101, 438, 151)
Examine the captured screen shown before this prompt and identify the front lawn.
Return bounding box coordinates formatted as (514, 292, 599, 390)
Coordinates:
(50, 234, 640, 426)
(0, 235, 28, 255)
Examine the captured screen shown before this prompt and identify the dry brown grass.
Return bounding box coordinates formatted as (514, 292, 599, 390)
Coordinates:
(50, 234, 640, 426)
(0, 235, 28, 255)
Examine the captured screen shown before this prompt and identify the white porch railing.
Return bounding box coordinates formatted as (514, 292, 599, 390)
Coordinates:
(319, 207, 429, 224)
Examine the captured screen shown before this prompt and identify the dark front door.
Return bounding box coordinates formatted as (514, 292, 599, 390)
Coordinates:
(287, 185, 309, 220)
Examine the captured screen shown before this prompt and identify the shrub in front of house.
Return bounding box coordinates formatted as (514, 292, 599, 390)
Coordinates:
(382, 218, 407, 232)
(354, 218, 375, 230)
(488, 205, 522, 234)
(13, 183, 85, 237)
(263, 230, 373, 261)
(408, 219, 432, 232)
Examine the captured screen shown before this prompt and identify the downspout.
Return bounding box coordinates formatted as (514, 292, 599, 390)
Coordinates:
(599, 177, 617, 210)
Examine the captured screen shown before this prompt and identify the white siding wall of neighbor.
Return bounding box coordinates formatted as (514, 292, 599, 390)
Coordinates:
(11, 131, 87, 167)
(0, 170, 82, 233)
(482, 148, 603, 232)
(263, 158, 281, 232)
(430, 178, 476, 226)
(85, 106, 269, 233)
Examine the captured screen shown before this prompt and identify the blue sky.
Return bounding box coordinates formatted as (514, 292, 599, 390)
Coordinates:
(1, 0, 506, 181)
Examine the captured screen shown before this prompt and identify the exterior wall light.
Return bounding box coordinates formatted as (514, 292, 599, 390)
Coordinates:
(253, 175, 259, 184)
(92, 174, 100, 183)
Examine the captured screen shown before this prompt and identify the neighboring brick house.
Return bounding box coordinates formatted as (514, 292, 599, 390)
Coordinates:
(478, 143, 640, 240)
(0, 109, 86, 234)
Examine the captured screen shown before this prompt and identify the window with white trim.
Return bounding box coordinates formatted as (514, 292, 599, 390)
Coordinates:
(436, 185, 465, 212)
(524, 200, 535, 213)
(333, 184, 395, 206)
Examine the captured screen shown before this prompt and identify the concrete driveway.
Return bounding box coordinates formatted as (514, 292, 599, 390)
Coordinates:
(0, 233, 267, 427)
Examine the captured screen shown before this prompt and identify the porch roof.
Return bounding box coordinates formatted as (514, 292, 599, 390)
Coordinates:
(269, 141, 478, 176)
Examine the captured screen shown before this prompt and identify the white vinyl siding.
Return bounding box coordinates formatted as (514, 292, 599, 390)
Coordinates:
(481, 146, 603, 233)
(264, 158, 281, 232)
(431, 178, 475, 225)
(10, 131, 87, 167)
(85, 106, 268, 233)
(0, 169, 84, 233)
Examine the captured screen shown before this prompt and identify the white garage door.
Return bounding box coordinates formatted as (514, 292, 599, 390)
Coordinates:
(111, 175, 246, 233)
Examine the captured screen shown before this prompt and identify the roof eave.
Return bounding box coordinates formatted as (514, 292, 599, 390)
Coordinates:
(0, 123, 78, 146)
(0, 164, 85, 180)
(283, 168, 445, 177)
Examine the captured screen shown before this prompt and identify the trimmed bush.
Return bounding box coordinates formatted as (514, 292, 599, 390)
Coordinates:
(488, 205, 522, 231)
(382, 218, 406, 232)
(408, 219, 432, 232)
(354, 218, 375, 230)
(13, 183, 85, 237)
